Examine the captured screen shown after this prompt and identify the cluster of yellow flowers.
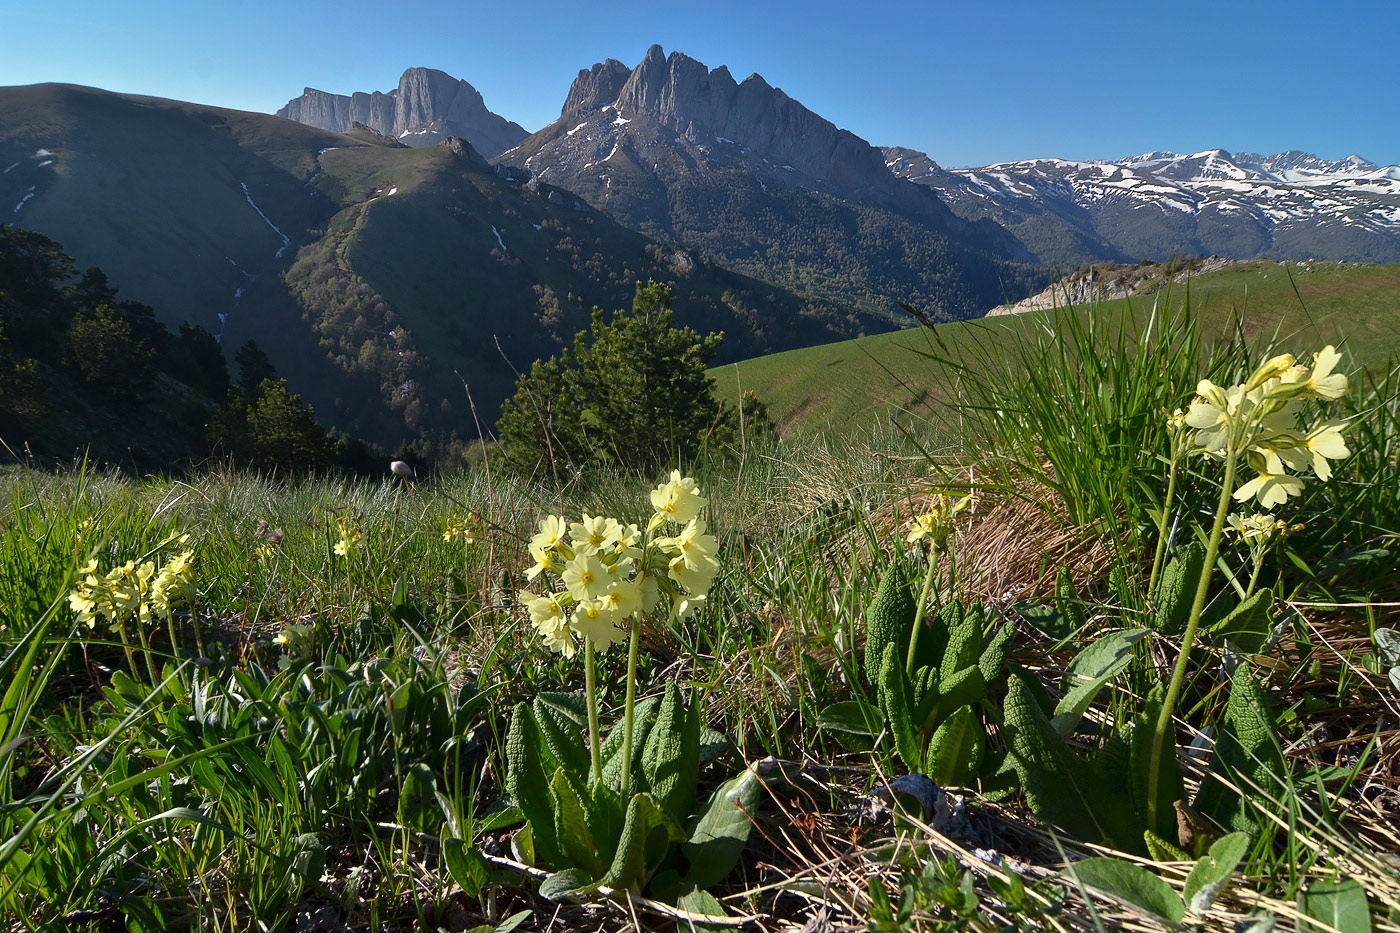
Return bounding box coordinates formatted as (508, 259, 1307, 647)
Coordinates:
(1181, 346, 1351, 508)
(332, 514, 363, 557)
(519, 471, 719, 657)
(272, 622, 314, 655)
(68, 547, 196, 630)
(1226, 512, 1302, 544)
(442, 513, 476, 543)
(905, 492, 971, 553)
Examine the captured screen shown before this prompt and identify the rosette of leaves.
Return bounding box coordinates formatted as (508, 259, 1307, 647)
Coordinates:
(821, 564, 1014, 786)
(502, 686, 759, 913)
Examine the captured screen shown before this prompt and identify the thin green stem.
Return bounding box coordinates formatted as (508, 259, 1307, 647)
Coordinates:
(905, 547, 941, 677)
(1148, 455, 1181, 597)
(583, 638, 602, 784)
(1244, 552, 1264, 600)
(619, 617, 641, 796)
(1148, 450, 1238, 832)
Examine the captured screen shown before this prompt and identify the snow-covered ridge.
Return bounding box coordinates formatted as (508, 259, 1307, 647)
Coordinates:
(931, 148, 1400, 240)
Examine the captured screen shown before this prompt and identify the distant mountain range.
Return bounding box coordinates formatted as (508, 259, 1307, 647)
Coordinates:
(278, 67, 528, 157)
(3, 50, 1397, 457)
(279, 55, 1400, 295)
(884, 147, 1400, 267)
(0, 83, 872, 450)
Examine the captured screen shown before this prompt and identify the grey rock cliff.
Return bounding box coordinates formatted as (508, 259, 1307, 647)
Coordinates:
(278, 68, 527, 158)
(560, 44, 895, 196)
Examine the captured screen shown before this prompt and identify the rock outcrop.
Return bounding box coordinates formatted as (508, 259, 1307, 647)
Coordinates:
(559, 44, 894, 196)
(278, 68, 527, 158)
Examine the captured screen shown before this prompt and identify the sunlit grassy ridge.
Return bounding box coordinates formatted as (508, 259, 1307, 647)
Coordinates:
(714, 260, 1400, 435)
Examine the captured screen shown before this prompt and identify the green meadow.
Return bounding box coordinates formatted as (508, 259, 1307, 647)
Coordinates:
(2, 267, 1399, 932)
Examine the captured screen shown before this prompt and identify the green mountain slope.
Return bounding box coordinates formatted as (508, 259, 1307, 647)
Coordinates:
(1, 83, 879, 449)
(713, 261, 1400, 435)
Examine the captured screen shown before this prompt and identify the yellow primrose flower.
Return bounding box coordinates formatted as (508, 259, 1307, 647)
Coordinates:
(672, 591, 706, 622)
(569, 513, 622, 552)
(530, 515, 568, 553)
(570, 599, 624, 649)
(538, 623, 578, 657)
(68, 586, 101, 628)
(1277, 420, 1351, 482)
(1306, 346, 1349, 400)
(905, 493, 970, 551)
(649, 472, 706, 526)
(601, 579, 642, 619)
(562, 552, 611, 602)
(520, 589, 570, 635)
(333, 516, 362, 557)
(1227, 512, 1290, 543)
(1233, 470, 1305, 509)
(638, 571, 661, 613)
(272, 623, 314, 656)
(668, 552, 719, 596)
(525, 542, 562, 581)
(1242, 352, 1297, 392)
(443, 514, 476, 543)
(660, 518, 719, 572)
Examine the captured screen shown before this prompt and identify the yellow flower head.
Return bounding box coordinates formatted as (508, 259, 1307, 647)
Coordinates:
(562, 551, 611, 602)
(905, 493, 969, 551)
(570, 599, 624, 650)
(333, 515, 363, 557)
(601, 578, 642, 620)
(443, 514, 476, 543)
(569, 513, 623, 553)
(530, 515, 568, 553)
(649, 472, 706, 526)
(659, 518, 719, 572)
(1306, 346, 1349, 400)
(520, 589, 570, 635)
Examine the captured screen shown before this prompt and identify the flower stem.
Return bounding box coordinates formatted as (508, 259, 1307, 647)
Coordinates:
(584, 637, 602, 784)
(905, 547, 941, 678)
(1147, 450, 1237, 831)
(619, 617, 641, 796)
(1148, 455, 1181, 597)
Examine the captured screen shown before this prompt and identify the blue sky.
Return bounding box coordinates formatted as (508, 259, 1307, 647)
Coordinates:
(2, 0, 1397, 168)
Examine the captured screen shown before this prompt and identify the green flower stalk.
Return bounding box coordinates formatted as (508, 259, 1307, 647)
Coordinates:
(1146, 346, 1351, 831)
(517, 472, 718, 794)
(903, 493, 969, 677)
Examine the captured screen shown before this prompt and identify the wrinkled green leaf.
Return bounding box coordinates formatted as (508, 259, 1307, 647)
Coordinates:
(1004, 671, 1138, 852)
(924, 705, 984, 787)
(443, 837, 489, 897)
(641, 683, 700, 821)
(685, 767, 760, 889)
(290, 832, 324, 882)
(1052, 629, 1146, 739)
(1070, 857, 1185, 925)
(550, 767, 604, 879)
(538, 867, 592, 901)
(1184, 831, 1249, 914)
(1298, 880, 1372, 933)
(1208, 589, 1275, 654)
(879, 643, 920, 771)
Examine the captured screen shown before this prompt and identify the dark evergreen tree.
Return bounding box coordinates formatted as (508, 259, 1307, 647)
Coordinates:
(498, 281, 770, 473)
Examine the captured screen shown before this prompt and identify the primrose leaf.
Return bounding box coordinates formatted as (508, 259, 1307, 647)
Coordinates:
(1298, 879, 1372, 933)
(1184, 831, 1249, 914)
(1070, 857, 1185, 926)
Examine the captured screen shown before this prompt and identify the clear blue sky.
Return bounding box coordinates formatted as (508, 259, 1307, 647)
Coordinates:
(2, 0, 1397, 168)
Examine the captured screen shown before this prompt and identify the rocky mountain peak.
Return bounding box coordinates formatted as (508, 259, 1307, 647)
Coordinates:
(556, 45, 894, 194)
(278, 68, 527, 158)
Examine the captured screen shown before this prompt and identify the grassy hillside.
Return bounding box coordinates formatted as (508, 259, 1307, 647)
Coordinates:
(0, 83, 359, 334)
(1, 83, 882, 453)
(714, 260, 1400, 435)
